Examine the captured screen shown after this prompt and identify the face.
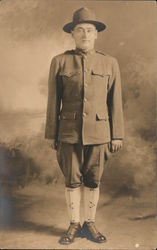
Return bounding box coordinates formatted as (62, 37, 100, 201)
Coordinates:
(71, 23, 97, 51)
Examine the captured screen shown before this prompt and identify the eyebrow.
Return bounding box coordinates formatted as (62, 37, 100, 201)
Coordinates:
(74, 27, 96, 31)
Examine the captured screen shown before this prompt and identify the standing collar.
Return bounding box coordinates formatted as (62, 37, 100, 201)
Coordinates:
(75, 47, 95, 56)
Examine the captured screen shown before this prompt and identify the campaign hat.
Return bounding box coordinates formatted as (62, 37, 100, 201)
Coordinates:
(63, 7, 106, 33)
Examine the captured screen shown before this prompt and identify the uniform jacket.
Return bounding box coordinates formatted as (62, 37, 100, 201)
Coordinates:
(45, 48, 124, 145)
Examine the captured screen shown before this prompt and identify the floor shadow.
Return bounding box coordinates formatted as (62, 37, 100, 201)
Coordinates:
(6, 220, 65, 236)
(0, 197, 65, 237)
(0, 185, 65, 237)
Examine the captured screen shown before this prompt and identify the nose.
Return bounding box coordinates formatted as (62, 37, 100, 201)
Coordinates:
(82, 30, 88, 37)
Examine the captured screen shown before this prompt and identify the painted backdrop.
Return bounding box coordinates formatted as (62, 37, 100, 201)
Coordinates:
(0, 0, 156, 192)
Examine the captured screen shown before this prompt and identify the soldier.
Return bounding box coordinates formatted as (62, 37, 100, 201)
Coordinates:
(45, 7, 124, 245)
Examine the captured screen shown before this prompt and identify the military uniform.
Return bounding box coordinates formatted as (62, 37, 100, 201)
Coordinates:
(45, 48, 124, 144)
(45, 48, 124, 188)
(45, 6, 124, 244)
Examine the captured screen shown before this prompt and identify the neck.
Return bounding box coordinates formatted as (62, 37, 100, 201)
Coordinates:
(76, 47, 95, 54)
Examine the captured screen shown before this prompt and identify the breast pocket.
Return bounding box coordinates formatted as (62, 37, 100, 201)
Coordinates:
(59, 70, 81, 84)
(91, 70, 105, 78)
(91, 69, 110, 97)
(59, 70, 82, 99)
(91, 69, 110, 86)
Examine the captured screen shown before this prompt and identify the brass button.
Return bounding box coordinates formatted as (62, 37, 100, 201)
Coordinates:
(84, 83, 88, 87)
(84, 98, 87, 102)
(82, 112, 87, 117)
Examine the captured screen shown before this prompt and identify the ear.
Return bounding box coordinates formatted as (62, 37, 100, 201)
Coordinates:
(71, 30, 74, 37)
(95, 30, 98, 39)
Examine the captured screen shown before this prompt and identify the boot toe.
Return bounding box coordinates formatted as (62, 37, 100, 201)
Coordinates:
(96, 234, 107, 243)
(59, 223, 81, 245)
(59, 236, 72, 245)
(81, 222, 107, 243)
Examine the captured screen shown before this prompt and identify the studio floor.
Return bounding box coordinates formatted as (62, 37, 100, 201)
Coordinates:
(0, 182, 156, 250)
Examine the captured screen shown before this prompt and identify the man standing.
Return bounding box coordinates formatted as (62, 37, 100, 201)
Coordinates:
(45, 7, 124, 245)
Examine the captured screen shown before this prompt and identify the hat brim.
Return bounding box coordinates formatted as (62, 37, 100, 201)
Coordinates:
(63, 20, 106, 33)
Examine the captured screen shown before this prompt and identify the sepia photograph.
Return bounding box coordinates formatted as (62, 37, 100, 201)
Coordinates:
(0, 0, 156, 249)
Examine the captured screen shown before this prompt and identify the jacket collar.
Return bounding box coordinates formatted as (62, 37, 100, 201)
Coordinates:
(75, 47, 95, 56)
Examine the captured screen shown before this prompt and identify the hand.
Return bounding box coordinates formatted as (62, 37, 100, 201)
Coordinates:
(47, 139, 58, 150)
(111, 140, 123, 153)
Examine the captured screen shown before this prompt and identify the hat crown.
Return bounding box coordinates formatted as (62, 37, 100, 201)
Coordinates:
(63, 7, 106, 33)
(73, 7, 96, 23)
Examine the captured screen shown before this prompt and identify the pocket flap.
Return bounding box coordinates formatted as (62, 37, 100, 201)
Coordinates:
(59, 71, 79, 77)
(96, 112, 108, 121)
(91, 69, 111, 77)
(60, 112, 76, 120)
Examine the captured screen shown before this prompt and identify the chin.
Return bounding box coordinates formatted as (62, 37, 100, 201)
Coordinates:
(80, 44, 90, 50)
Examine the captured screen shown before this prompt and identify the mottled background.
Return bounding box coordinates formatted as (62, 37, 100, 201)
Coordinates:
(0, 0, 156, 192)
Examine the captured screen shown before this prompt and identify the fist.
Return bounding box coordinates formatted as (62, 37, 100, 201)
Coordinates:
(111, 140, 123, 153)
(47, 139, 58, 150)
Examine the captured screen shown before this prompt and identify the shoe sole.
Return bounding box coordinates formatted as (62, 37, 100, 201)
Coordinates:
(59, 230, 81, 245)
(81, 229, 107, 243)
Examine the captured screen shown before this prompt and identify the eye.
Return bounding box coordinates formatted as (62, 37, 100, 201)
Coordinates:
(75, 28, 83, 33)
(87, 29, 94, 33)
(74, 27, 95, 33)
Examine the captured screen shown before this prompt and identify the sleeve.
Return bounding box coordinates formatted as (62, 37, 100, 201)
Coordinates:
(45, 56, 62, 140)
(107, 58, 124, 140)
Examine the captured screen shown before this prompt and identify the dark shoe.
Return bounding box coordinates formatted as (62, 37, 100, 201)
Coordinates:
(81, 221, 107, 243)
(59, 222, 81, 245)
